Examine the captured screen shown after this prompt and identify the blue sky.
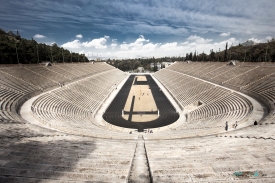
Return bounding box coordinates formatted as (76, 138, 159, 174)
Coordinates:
(1, 0, 274, 59)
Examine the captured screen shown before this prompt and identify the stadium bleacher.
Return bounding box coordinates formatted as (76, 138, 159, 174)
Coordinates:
(1, 61, 275, 182)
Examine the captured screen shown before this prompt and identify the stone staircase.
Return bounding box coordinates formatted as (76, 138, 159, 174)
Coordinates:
(128, 135, 151, 183)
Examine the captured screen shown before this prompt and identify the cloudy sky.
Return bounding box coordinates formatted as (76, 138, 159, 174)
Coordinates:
(1, 0, 274, 59)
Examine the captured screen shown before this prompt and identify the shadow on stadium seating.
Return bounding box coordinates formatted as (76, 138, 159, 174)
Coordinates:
(0, 137, 97, 182)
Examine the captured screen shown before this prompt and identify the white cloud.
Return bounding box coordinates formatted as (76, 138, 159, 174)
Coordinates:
(76, 34, 83, 39)
(120, 43, 129, 50)
(114, 35, 240, 58)
(248, 37, 263, 43)
(110, 39, 117, 49)
(45, 42, 56, 46)
(266, 36, 273, 41)
(110, 43, 117, 49)
(142, 42, 159, 51)
(62, 36, 108, 49)
(34, 34, 46, 39)
(119, 35, 150, 50)
(61, 39, 81, 48)
(104, 35, 110, 39)
(220, 32, 231, 37)
(82, 37, 107, 49)
(182, 41, 189, 45)
(160, 42, 178, 50)
(243, 37, 273, 44)
(187, 34, 212, 44)
(60, 35, 243, 59)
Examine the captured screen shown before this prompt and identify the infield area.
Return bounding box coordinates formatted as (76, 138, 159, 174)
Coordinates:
(103, 74, 179, 131)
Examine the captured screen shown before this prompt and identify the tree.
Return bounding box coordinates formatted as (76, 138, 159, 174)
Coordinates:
(189, 52, 193, 60)
(16, 30, 21, 40)
(193, 50, 197, 61)
(0, 29, 89, 64)
(185, 53, 189, 61)
(224, 42, 228, 62)
(153, 57, 157, 71)
(210, 49, 215, 61)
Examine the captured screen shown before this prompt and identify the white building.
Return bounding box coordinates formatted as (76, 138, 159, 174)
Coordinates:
(162, 62, 173, 68)
(137, 67, 144, 73)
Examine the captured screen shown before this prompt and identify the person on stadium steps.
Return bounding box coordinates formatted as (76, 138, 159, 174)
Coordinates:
(225, 121, 228, 131)
(254, 120, 258, 125)
(234, 121, 238, 129)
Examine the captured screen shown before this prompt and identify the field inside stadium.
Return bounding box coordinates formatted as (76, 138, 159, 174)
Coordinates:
(103, 74, 179, 131)
(123, 76, 158, 122)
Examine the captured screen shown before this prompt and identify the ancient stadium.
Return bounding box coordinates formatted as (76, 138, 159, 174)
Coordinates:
(1, 61, 275, 182)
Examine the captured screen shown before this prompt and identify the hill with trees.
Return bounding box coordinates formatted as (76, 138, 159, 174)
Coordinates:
(185, 39, 275, 62)
(0, 29, 89, 64)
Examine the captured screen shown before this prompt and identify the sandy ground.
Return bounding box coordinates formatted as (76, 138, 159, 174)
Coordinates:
(136, 75, 147, 81)
(124, 77, 157, 112)
(122, 76, 158, 122)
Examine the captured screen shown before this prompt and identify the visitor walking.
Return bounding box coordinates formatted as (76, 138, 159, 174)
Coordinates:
(234, 121, 238, 129)
(225, 121, 228, 131)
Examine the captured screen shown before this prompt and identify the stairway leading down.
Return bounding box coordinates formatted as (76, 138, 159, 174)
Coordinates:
(129, 135, 152, 183)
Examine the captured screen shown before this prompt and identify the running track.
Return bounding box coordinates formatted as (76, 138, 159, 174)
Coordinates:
(103, 75, 179, 132)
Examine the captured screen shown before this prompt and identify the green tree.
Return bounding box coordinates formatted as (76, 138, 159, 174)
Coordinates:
(224, 42, 228, 61)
